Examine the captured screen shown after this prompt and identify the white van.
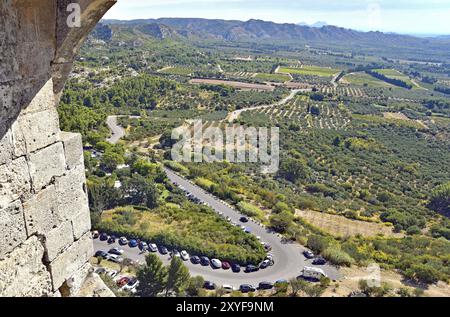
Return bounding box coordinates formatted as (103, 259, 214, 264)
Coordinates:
(301, 266, 327, 280)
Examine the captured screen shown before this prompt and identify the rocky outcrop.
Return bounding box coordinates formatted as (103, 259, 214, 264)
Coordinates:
(0, 0, 116, 297)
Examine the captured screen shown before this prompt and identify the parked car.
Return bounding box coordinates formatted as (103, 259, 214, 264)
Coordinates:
(300, 267, 328, 281)
(117, 277, 130, 287)
(148, 243, 158, 252)
(171, 249, 181, 258)
(107, 254, 123, 264)
(200, 256, 210, 266)
(303, 250, 315, 259)
(107, 236, 116, 244)
(128, 239, 138, 248)
(222, 285, 234, 293)
(245, 265, 259, 273)
(204, 281, 216, 290)
(92, 231, 99, 239)
(94, 250, 108, 259)
(108, 248, 124, 256)
(94, 267, 106, 275)
(231, 263, 241, 273)
(190, 256, 201, 264)
(159, 246, 169, 255)
(259, 259, 271, 269)
(274, 279, 288, 286)
(106, 270, 118, 278)
(264, 243, 272, 252)
(312, 257, 327, 265)
(99, 233, 108, 241)
(222, 261, 231, 270)
(180, 250, 189, 261)
(211, 259, 222, 269)
(122, 278, 139, 291)
(258, 281, 274, 290)
(239, 284, 256, 293)
(118, 237, 128, 245)
(138, 241, 148, 251)
(239, 216, 249, 223)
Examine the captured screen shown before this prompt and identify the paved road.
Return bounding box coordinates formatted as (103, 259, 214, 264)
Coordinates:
(227, 89, 306, 123)
(106, 116, 125, 144)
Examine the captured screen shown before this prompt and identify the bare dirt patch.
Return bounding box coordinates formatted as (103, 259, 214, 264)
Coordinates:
(296, 209, 401, 238)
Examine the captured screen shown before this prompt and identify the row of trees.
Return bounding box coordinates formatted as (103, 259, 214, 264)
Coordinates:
(365, 70, 413, 89)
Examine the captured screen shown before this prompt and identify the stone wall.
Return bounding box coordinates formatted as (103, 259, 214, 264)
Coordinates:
(0, 0, 116, 297)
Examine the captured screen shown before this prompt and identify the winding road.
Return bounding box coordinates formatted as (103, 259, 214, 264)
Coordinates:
(227, 89, 309, 123)
(106, 116, 126, 144)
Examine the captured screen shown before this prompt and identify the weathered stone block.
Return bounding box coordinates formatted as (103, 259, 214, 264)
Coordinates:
(71, 207, 91, 241)
(0, 200, 27, 259)
(49, 232, 94, 291)
(0, 236, 53, 297)
(21, 78, 56, 114)
(55, 165, 89, 221)
(0, 157, 31, 210)
(44, 221, 74, 262)
(61, 132, 84, 170)
(23, 185, 62, 236)
(0, 129, 13, 165)
(28, 142, 66, 190)
(15, 108, 60, 153)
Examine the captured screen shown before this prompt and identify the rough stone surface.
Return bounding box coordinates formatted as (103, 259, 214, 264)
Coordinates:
(44, 221, 75, 262)
(61, 132, 84, 170)
(0, 0, 116, 297)
(0, 200, 27, 260)
(49, 232, 94, 291)
(72, 207, 92, 241)
(23, 185, 62, 236)
(55, 165, 89, 221)
(16, 108, 61, 154)
(0, 157, 31, 210)
(28, 142, 66, 191)
(0, 236, 53, 297)
(0, 129, 14, 165)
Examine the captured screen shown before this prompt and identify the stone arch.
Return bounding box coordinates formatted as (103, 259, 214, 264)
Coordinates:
(0, 0, 116, 297)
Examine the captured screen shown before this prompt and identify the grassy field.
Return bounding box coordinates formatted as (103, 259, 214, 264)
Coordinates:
(373, 69, 422, 89)
(343, 72, 394, 88)
(296, 209, 401, 238)
(254, 73, 291, 82)
(98, 205, 266, 264)
(279, 65, 340, 77)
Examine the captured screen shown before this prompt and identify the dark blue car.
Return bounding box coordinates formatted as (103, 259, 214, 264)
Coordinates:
(232, 263, 241, 273)
(200, 256, 210, 266)
(128, 239, 138, 248)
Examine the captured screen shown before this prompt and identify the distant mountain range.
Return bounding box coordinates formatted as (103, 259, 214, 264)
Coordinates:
(97, 18, 450, 59)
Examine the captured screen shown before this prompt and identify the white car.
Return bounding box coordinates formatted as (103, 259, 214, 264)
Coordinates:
(148, 243, 158, 252)
(119, 237, 128, 245)
(107, 254, 123, 264)
(211, 259, 222, 269)
(107, 270, 118, 278)
(222, 285, 234, 293)
(180, 250, 189, 261)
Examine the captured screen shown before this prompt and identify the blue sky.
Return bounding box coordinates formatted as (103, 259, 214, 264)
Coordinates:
(104, 0, 450, 35)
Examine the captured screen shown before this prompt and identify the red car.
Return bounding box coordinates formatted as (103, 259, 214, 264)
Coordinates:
(222, 261, 231, 270)
(117, 277, 130, 287)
